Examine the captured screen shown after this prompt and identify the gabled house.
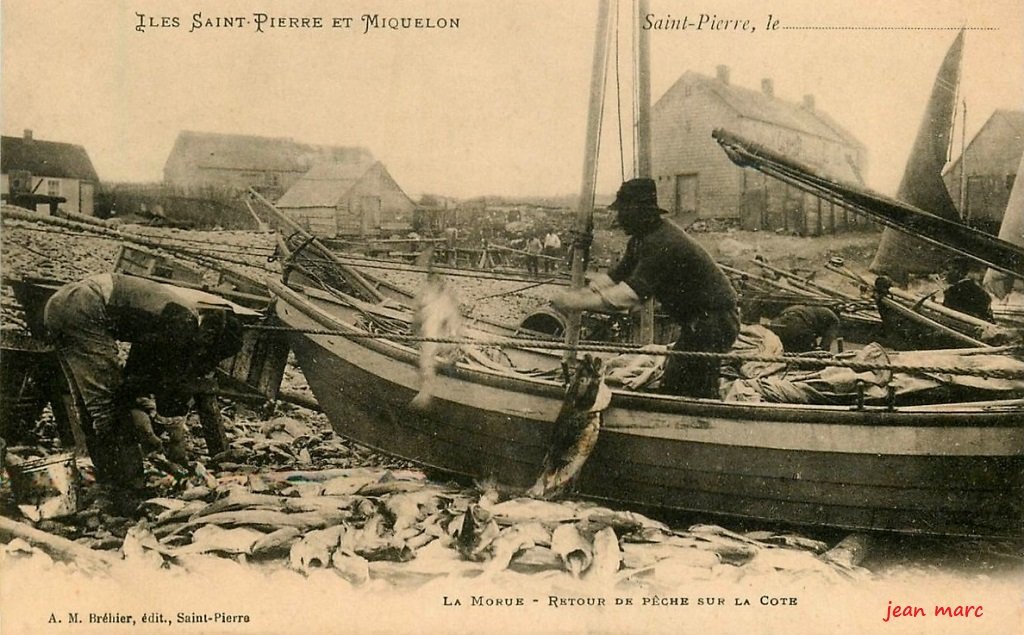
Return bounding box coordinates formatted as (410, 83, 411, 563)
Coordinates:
(1, 130, 100, 215)
(942, 109, 1024, 234)
(163, 131, 373, 200)
(274, 161, 415, 237)
(651, 67, 868, 234)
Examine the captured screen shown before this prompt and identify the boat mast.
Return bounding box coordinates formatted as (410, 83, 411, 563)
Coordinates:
(636, 0, 652, 178)
(635, 0, 656, 344)
(564, 0, 612, 364)
(959, 99, 968, 221)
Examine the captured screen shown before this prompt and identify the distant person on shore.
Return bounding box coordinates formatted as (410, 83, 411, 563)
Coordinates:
(942, 257, 995, 323)
(767, 305, 840, 353)
(552, 178, 739, 398)
(543, 229, 562, 273)
(525, 234, 543, 276)
(444, 226, 458, 265)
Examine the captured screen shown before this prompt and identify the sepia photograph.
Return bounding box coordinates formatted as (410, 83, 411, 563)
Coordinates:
(1, 1, 1022, 633)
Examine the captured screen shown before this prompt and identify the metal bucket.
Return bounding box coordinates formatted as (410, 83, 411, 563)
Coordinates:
(6, 452, 79, 520)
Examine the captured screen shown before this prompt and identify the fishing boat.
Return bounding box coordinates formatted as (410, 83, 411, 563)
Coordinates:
(267, 3, 1024, 538)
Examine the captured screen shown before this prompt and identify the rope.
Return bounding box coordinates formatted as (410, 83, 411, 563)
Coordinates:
(243, 324, 1024, 380)
(288, 251, 572, 286)
(473, 277, 563, 300)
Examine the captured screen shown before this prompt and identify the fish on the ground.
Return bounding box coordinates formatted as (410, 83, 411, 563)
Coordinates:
(178, 525, 264, 555)
(331, 548, 370, 584)
(455, 503, 500, 561)
(527, 355, 612, 499)
(585, 526, 622, 582)
(410, 268, 463, 409)
(551, 522, 593, 577)
(289, 524, 348, 572)
(484, 522, 551, 575)
(251, 526, 302, 557)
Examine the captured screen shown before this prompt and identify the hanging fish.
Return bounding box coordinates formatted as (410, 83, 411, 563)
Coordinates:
(527, 355, 612, 500)
(410, 267, 463, 409)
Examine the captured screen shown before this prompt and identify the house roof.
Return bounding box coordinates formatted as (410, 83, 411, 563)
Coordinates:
(657, 71, 865, 149)
(1, 135, 99, 181)
(942, 109, 1024, 176)
(993, 108, 1024, 136)
(165, 130, 373, 174)
(275, 161, 377, 208)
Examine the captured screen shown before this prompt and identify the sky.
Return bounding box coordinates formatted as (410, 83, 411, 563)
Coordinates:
(2, 0, 1022, 199)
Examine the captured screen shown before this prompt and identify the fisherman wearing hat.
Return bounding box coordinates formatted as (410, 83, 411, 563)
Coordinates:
(942, 256, 995, 323)
(552, 178, 740, 398)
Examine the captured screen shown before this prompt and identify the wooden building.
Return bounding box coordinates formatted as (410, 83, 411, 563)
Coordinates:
(162, 131, 373, 200)
(942, 109, 1024, 235)
(1, 130, 99, 215)
(651, 67, 868, 234)
(274, 161, 415, 237)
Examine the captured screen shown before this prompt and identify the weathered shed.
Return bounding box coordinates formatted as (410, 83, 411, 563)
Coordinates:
(651, 67, 868, 234)
(275, 161, 415, 237)
(1, 130, 100, 215)
(943, 109, 1024, 234)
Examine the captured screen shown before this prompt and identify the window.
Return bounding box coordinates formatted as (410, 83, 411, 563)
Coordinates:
(47, 179, 60, 196)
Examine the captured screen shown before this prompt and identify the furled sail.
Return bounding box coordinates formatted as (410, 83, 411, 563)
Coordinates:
(870, 30, 965, 281)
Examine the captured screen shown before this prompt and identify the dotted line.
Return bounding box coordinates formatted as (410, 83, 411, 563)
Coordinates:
(781, 26, 997, 31)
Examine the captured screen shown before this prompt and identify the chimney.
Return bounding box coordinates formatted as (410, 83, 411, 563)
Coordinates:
(716, 65, 730, 85)
(23, 129, 33, 141)
(802, 94, 815, 110)
(761, 78, 774, 97)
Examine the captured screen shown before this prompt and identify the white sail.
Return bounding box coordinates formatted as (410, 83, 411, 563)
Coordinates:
(983, 152, 1024, 298)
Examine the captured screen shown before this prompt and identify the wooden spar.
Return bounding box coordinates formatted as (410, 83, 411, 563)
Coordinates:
(718, 263, 820, 300)
(825, 261, 995, 345)
(886, 285, 998, 334)
(636, 0, 656, 345)
(248, 188, 385, 304)
(565, 0, 612, 365)
(752, 259, 858, 301)
(878, 295, 987, 348)
(715, 129, 1024, 279)
(243, 198, 269, 231)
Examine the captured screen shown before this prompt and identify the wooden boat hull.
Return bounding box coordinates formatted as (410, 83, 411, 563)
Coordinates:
(271, 279, 1024, 538)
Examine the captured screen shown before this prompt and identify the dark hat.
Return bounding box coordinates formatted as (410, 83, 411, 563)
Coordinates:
(608, 178, 667, 214)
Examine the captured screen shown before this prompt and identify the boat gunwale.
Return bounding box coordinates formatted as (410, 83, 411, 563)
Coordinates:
(268, 278, 1024, 427)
